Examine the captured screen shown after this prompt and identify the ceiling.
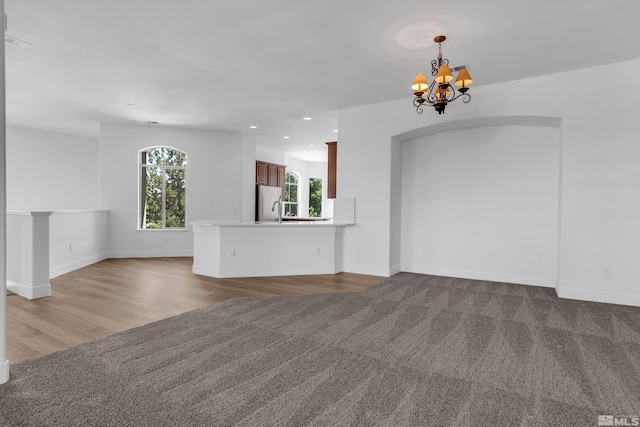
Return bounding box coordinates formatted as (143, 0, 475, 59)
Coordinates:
(5, 1, 640, 162)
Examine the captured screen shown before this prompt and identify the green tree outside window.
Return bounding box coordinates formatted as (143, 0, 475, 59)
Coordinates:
(309, 178, 322, 217)
(140, 147, 187, 229)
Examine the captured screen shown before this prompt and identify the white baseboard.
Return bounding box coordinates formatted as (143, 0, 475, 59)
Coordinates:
(557, 286, 640, 307)
(389, 264, 402, 276)
(194, 264, 341, 278)
(342, 263, 393, 278)
(6, 280, 51, 299)
(49, 251, 193, 279)
(193, 264, 220, 277)
(107, 250, 194, 258)
(49, 252, 109, 279)
(400, 264, 556, 288)
(0, 360, 9, 385)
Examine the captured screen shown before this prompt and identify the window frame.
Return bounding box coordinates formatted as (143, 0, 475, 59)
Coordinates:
(308, 177, 323, 218)
(284, 171, 300, 217)
(138, 146, 188, 231)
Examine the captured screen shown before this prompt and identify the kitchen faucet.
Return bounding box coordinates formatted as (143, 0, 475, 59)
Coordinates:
(272, 195, 283, 224)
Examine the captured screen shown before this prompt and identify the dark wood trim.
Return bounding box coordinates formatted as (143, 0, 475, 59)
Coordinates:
(326, 141, 337, 199)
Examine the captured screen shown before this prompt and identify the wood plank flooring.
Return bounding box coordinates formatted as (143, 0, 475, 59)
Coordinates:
(6, 257, 383, 363)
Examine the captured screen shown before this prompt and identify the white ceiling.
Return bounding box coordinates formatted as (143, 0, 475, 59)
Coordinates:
(5, 1, 640, 162)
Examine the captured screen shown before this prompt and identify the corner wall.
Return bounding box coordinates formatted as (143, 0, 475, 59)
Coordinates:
(400, 124, 560, 286)
(49, 210, 109, 278)
(99, 123, 244, 257)
(338, 58, 640, 306)
(6, 125, 99, 210)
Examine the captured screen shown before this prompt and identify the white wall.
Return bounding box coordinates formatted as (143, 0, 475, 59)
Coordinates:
(338, 105, 394, 276)
(256, 144, 285, 165)
(49, 210, 109, 278)
(6, 125, 99, 210)
(401, 125, 560, 286)
(338, 57, 640, 306)
(5, 127, 107, 282)
(283, 155, 329, 218)
(241, 134, 256, 222)
(99, 123, 243, 257)
(389, 139, 402, 274)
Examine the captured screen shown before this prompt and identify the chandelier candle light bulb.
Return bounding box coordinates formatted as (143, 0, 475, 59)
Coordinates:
(411, 73, 429, 92)
(411, 35, 473, 114)
(435, 64, 453, 83)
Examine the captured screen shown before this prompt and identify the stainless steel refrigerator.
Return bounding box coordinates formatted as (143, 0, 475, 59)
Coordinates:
(256, 185, 282, 222)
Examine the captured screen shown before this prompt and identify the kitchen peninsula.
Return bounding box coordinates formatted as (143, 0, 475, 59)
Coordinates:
(190, 220, 349, 278)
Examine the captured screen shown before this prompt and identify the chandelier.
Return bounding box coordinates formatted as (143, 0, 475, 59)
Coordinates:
(411, 35, 473, 115)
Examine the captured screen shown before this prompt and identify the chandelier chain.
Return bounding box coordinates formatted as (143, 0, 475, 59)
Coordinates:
(431, 41, 448, 76)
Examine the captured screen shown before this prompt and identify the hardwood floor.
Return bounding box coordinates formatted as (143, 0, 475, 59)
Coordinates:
(6, 257, 383, 363)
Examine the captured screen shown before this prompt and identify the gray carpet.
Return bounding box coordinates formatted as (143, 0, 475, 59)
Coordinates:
(1, 273, 640, 426)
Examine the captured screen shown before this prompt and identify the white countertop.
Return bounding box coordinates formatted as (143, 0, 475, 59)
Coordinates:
(190, 219, 352, 227)
(192, 219, 347, 278)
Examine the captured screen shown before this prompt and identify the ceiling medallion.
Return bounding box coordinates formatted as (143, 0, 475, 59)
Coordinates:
(411, 35, 473, 115)
(395, 21, 442, 50)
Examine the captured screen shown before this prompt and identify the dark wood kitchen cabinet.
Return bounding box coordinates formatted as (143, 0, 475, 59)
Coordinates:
(326, 141, 337, 199)
(256, 162, 269, 186)
(256, 160, 286, 193)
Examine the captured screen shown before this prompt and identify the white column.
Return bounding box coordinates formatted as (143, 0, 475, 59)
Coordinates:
(241, 133, 256, 222)
(6, 211, 53, 299)
(1, 0, 10, 385)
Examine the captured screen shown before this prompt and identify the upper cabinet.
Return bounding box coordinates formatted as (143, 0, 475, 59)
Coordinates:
(256, 160, 286, 195)
(256, 162, 269, 186)
(326, 141, 337, 199)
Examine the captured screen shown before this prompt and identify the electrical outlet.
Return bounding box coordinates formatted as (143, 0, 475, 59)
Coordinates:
(314, 248, 321, 256)
(69, 243, 73, 252)
(233, 207, 238, 215)
(603, 265, 613, 276)
(229, 249, 236, 258)
(164, 236, 170, 244)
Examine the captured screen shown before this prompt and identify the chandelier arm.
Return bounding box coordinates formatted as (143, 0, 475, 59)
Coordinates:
(444, 83, 455, 102)
(451, 92, 471, 104)
(413, 97, 425, 114)
(424, 82, 439, 104)
(424, 95, 438, 105)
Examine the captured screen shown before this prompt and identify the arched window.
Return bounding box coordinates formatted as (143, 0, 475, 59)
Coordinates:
(139, 146, 187, 229)
(284, 171, 299, 217)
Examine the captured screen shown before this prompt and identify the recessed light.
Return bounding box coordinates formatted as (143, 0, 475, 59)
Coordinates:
(333, 129, 338, 133)
(283, 136, 290, 139)
(249, 125, 257, 129)
(127, 103, 137, 107)
(303, 117, 312, 121)
(309, 144, 315, 147)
